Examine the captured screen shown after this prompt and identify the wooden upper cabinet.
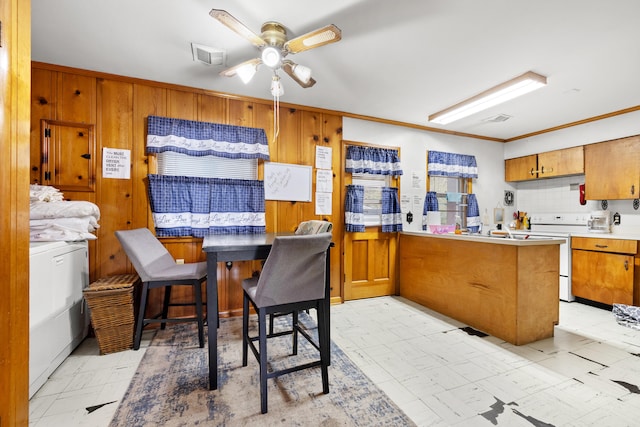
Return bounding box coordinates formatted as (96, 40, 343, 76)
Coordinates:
(537, 146, 584, 178)
(585, 135, 640, 200)
(505, 154, 537, 181)
(505, 147, 584, 182)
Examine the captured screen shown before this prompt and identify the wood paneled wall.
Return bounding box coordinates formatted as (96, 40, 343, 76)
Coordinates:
(30, 62, 344, 318)
(2, 1, 31, 425)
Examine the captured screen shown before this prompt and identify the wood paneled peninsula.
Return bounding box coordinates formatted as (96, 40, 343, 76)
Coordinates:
(399, 231, 564, 345)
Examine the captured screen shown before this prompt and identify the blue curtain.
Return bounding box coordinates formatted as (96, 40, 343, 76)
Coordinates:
(381, 187, 402, 232)
(146, 115, 270, 160)
(345, 145, 403, 176)
(428, 150, 478, 178)
(344, 185, 365, 232)
(147, 174, 265, 237)
(467, 194, 481, 233)
(422, 191, 439, 230)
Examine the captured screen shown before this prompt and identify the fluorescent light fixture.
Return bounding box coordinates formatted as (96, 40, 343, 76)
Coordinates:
(236, 63, 257, 84)
(428, 71, 547, 125)
(261, 46, 282, 68)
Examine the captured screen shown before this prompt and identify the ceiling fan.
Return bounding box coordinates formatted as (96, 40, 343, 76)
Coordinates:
(209, 9, 342, 90)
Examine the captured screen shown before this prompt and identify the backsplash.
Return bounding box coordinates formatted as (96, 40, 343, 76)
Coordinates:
(513, 175, 640, 235)
(514, 175, 595, 214)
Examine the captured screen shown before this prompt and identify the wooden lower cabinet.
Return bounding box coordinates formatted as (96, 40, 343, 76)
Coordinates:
(399, 233, 560, 345)
(571, 237, 639, 305)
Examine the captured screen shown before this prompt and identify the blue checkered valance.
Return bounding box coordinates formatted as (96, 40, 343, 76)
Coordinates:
(146, 115, 270, 160)
(147, 174, 265, 237)
(345, 145, 403, 176)
(428, 150, 478, 178)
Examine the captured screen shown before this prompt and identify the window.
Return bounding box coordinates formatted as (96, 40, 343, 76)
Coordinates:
(352, 173, 390, 226)
(429, 175, 470, 228)
(157, 151, 257, 180)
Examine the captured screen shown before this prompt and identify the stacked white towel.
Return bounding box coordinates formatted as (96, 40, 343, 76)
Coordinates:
(30, 184, 64, 202)
(29, 185, 101, 241)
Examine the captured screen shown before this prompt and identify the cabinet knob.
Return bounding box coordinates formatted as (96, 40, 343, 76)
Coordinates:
(624, 260, 629, 271)
(631, 185, 635, 195)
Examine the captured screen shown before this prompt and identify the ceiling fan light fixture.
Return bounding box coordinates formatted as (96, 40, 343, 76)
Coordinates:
(291, 64, 312, 84)
(428, 71, 547, 125)
(236, 63, 257, 84)
(261, 46, 282, 68)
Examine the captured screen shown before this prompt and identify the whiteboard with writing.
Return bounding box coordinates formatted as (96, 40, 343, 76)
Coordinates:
(264, 162, 312, 202)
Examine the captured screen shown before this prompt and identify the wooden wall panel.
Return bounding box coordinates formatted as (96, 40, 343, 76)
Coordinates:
(30, 68, 55, 184)
(324, 114, 344, 298)
(198, 94, 227, 123)
(229, 99, 255, 127)
(132, 84, 166, 231)
(56, 72, 96, 124)
(30, 62, 345, 324)
(96, 79, 134, 280)
(168, 89, 197, 120)
(255, 103, 276, 231)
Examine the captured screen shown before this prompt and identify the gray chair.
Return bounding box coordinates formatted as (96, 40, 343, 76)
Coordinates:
(242, 233, 332, 414)
(115, 228, 207, 350)
(268, 220, 333, 334)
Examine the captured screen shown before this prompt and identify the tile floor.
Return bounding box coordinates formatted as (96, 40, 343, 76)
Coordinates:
(29, 297, 640, 426)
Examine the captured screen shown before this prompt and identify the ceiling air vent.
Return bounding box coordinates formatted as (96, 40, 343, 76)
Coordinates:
(482, 114, 512, 123)
(191, 43, 226, 66)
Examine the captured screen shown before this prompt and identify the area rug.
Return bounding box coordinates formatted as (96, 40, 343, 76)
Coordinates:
(110, 314, 414, 426)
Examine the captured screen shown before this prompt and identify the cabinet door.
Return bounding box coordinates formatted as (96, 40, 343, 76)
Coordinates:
(41, 120, 96, 192)
(537, 146, 584, 178)
(505, 154, 537, 181)
(585, 136, 640, 200)
(572, 249, 634, 305)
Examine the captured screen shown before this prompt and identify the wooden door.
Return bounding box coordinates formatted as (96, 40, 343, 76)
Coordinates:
(342, 141, 399, 300)
(585, 136, 640, 200)
(537, 146, 584, 178)
(505, 154, 537, 181)
(344, 228, 397, 300)
(41, 119, 96, 192)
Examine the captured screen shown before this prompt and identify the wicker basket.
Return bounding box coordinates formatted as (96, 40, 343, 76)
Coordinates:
(84, 274, 140, 355)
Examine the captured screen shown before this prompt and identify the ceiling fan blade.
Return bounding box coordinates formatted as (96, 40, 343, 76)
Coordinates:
(210, 9, 267, 48)
(284, 24, 342, 54)
(282, 61, 316, 88)
(219, 58, 262, 77)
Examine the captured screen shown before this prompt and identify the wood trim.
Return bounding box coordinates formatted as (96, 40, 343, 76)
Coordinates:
(1, 0, 31, 425)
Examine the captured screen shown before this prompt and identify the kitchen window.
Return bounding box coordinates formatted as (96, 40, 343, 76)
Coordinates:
(428, 176, 470, 228)
(351, 173, 390, 226)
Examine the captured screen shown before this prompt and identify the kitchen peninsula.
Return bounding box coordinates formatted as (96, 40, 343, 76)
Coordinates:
(399, 232, 564, 345)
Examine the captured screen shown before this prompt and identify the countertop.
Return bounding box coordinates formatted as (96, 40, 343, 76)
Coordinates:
(400, 231, 565, 246)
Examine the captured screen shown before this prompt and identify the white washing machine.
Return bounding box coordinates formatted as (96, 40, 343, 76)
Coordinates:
(29, 240, 90, 398)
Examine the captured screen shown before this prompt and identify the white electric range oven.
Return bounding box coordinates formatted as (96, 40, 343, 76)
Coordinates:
(523, 213, 589, 302)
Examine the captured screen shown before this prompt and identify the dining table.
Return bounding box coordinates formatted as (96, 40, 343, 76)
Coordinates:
(201, 232, 332, 390)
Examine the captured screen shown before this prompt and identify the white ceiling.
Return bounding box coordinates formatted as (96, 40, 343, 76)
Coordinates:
(31, 0, 640, 141)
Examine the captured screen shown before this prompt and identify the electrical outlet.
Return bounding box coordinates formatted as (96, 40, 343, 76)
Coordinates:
(176, 258, 185, 264)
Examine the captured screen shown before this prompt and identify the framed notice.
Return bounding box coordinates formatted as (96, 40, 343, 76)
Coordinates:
(264, 162, 312, 202)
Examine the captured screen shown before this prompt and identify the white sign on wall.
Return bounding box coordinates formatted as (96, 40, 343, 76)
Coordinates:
(103, 148, 131, 179)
